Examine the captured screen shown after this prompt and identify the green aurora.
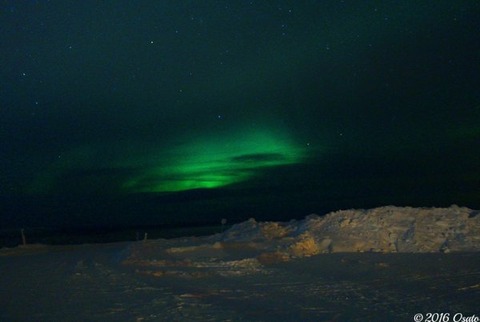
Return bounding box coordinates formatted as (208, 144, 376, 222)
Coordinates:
(123, 128, 307, 193)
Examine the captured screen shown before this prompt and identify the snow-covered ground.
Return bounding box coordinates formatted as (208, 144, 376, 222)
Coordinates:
(1, 206, 479, 321)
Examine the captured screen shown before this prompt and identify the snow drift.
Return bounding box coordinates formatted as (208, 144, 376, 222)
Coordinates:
(121, 205, 480, 279)
(222, 205, 480, 255)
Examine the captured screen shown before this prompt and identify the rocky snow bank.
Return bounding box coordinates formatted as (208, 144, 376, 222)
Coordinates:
(122, 206, 480, 278)
(222, 205, 480, 256)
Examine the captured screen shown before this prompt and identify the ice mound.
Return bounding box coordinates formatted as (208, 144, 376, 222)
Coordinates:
(223, 205, 480, 254)
(122, 206, 480, 278)
(298, 205, 480, 253)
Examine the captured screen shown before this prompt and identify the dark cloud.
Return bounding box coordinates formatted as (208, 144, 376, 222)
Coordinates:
(51, 168, 136, 195)
(230, 153, 287, 163)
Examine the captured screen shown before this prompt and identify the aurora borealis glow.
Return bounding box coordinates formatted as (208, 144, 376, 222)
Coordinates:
(1, 1, 479, 228)
(123, 127, 306, 192)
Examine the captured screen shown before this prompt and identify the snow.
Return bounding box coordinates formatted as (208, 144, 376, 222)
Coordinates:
(1, 206, 479, 321)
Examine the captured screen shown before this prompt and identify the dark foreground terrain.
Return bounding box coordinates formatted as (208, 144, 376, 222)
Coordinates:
(1, 241, 479, 321)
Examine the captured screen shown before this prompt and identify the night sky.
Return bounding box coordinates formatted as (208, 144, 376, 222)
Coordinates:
(1, 1, 479, 229)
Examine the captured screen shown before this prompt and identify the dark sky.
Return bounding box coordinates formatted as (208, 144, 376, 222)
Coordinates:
(1, 1, 479, 228)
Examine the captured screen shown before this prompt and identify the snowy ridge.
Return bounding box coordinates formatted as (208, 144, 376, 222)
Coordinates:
(222, 205, 480, 254)
(122, 206, 480, 279)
